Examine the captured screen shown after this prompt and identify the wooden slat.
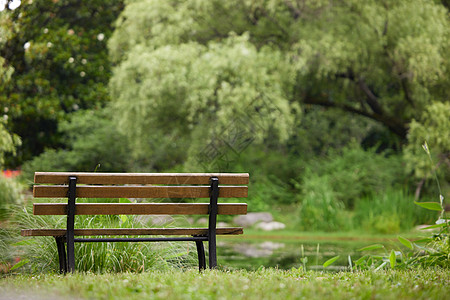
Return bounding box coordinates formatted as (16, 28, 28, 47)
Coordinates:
(34, 172, 249, 185)
(33, 203, 247, 215)
(21, 227, 243, 237)
(33, 185, 247, 198)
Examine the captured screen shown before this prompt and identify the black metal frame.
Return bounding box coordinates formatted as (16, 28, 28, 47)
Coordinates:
(66, 176, 77, 272)
(208, 177, 219, 269)
(56, 176, 220, 273)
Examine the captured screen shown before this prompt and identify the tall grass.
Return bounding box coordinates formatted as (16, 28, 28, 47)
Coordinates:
(353, 189, 435, 234)
(294, 172, 350, 232)
(2, 200, 197, 273)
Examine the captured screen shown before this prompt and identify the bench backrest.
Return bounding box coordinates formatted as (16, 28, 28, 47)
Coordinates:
(32, 172, 249, 216)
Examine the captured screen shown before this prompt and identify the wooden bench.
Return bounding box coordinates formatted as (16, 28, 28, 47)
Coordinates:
(21, 172, 249, 273)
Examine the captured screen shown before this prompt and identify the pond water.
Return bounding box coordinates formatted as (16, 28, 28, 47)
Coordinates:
(217, 234, 401, 271)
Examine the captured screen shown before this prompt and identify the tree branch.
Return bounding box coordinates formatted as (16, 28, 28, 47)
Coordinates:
(401, 78, 415, 107)
(303, 95, 408, 138)
(357, 78, 384, 115)
(284, 0, 302, 20)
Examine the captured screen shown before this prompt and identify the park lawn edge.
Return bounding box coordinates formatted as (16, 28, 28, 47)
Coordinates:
(1, 268, 449, 299)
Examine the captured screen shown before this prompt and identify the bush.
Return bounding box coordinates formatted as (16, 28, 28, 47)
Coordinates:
(294, 172, 350, 231)
(21, 109, 131, 183)
(248, 175, 295, 211)
(0, 176, 23, 221)
(184, 144, 301, 209)
(299, 145, 407, 209)
(0, 119, 21, 167)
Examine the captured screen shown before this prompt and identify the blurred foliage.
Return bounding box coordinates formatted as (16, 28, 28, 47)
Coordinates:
(294, 171, 349, 232)
(21, 109, 131, 183)
(0, 0, 124, 166)
(0, 176, 23, 221)
(353, 189, 435, 234)
(109, 33, 297, 170)
(404, 102, 450, 196)
(108, 0, 449, 167)
(0, 119, 21, 168)
(298, 145, 406, 209)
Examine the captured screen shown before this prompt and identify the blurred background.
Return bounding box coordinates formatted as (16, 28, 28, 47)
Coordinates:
(0, 0, 449, 271)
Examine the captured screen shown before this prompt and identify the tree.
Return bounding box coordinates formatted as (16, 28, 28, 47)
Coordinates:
(295, 0, 449, 140)
(108, 0, 449, 170)
(109, 33, 297, 170)
(0, 0, 124, 166)
(404, 102, 450, 198)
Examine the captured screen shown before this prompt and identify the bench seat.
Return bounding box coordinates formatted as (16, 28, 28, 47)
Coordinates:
(21, 227, 244, 237)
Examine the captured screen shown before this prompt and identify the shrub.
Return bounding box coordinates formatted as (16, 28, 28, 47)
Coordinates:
(0, 119, 21, 167)
(21, 109, 131, 183)
(294, 172, 350, 231)
(248, 175, 295, 211)
(299, 145, 406, 209)
(0, 176, 24, 221)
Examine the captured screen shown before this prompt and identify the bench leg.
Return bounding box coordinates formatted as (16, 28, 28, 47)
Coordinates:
(195, 241, 206, 271)
(66, 176, 77, 273)
(54, 236, 67, 274)
(208, 177, 219, 269)
(208, 236, 217, 269)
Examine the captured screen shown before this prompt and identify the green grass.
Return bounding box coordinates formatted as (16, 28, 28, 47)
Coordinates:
(1, 268, 449, 299)
(1, 202, 196, 273)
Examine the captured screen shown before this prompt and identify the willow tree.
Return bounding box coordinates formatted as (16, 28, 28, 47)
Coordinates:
(108, 0, 449, 170)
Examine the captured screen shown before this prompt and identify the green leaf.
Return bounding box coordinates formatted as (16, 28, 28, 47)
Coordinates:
(355, 255, 368, 266)
(323, 256, 340, 268)
(10, 259, 30, 271)
(389, 250, 396, 268)
(421, 223, 446, 230)
(372, 256, 384, 260)
(414, 201, 442, 211)
(119, 198, 132, 203)
(358, 244, 384, 251)
(414, 238, 433, 243)
(398, 236, 413, 250)
(120, 215, 129, 224)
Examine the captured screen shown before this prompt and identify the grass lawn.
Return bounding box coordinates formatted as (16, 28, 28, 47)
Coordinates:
(1, 268, 449, 299)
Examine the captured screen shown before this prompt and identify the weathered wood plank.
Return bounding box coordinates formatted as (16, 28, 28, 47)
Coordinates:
(34, 172, 249, 185)
(20, 227, 243, 237)
(33, 203, 247, 215)
(33, 185, 248, 198)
